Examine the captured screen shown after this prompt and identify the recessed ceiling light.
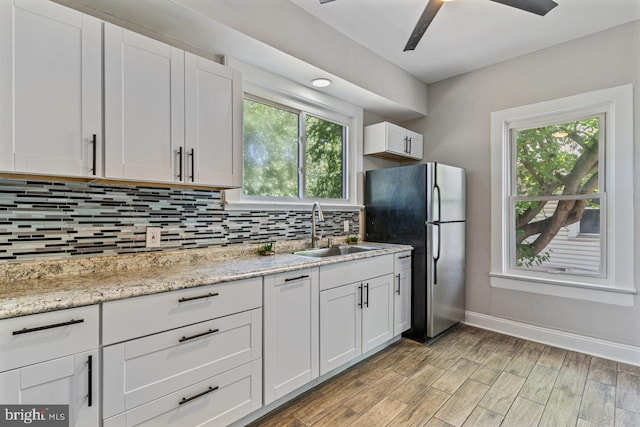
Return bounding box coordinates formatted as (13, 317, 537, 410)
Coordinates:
(311, 78, 332, 88)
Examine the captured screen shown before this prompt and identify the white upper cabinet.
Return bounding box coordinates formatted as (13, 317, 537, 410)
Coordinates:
(104, 25, 242, 188)
(185, 53, 242, 187)
(104, 23, 184, 183)
(0, 0, 102, 176)
(364, 121, 423, 160)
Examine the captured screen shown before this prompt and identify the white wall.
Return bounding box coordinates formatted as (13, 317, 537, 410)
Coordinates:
(405, 21, 640, 348)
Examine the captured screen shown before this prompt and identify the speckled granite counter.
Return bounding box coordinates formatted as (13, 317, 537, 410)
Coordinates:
(0, 241, 412, 319)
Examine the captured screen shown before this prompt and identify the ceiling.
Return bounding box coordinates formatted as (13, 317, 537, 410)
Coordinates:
(290, 0, 640, 84)
(58, 0, 639, 120)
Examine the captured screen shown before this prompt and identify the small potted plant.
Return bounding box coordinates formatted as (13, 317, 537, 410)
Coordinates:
(258, 242, 275, 256)
(346, 235, 359, 245)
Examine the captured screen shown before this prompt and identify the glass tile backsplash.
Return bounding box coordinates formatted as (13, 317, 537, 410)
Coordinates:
(0, 180, 359, 262)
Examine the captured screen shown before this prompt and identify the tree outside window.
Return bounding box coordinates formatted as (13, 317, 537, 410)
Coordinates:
(243, 97, 346, 200)
(511, 116, 604, 275)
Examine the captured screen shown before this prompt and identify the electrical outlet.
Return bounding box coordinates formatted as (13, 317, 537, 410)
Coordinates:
(146, 227, 161, 248)
(343, 220, 350, 233)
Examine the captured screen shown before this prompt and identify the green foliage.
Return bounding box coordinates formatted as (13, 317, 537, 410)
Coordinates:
(243, 98, 345, 200)
(243, 99, 298, 197)
(514, 117, 600, 268)
(305, 115, 344, 199)
(515, 118, 599, 197)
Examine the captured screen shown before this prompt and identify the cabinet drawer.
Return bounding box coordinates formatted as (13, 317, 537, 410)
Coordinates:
(395, 251, 412, 270)
(103, 308, 262, 419)
(103, 359, 262, 427)
(320, 255, 393, 291)
(102, 277, 262, 344)
(0, 305, 98, 372)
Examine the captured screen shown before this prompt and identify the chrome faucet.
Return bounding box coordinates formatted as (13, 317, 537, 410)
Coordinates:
(311, 202, 324, 248)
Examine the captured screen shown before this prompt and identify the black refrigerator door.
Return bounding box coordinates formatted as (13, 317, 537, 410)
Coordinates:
(364, 164, 427, 245)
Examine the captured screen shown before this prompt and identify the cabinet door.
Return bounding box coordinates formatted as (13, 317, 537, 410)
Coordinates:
(406, 129, 424, 160)
(361, 274, 394, 353)
(394, 253, 412, 336)
(0, 350, 99, 427)
(104, 23, 184, 182)
(185, 53, 242, 187)
(0, 0, 101, 176)
(319, 282, 362, 375)
(263, 269, 319, 404)
(385, 122, 409, 156)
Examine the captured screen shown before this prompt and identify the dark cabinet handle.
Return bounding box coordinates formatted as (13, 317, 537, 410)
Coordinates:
(404, 136, 409, 153)
(179, 386, 219, 406)
(12, 318, 84, 335)
(90, 134, 97, 175)
(408, 137, 412, 154)
(365, 283, 369, 308)
(396, 274, 401, 295)
(179, 328, 219, 343)
(284, 274, 310, 282)
(177, 147, 183, 181)
(358, 284, 363, 309)
(189, 148, 195, 182)
(178, 292, 218, 303)
(398, 254, 411, 259)
(87, 355, 93, 407)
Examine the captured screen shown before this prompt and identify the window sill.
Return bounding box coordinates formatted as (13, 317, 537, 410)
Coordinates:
(489, 272, 636, 306)
(224, 200, 363, 212)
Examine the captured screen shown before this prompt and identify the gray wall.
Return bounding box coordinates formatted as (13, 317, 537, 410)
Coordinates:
(405, 20, 640, 347)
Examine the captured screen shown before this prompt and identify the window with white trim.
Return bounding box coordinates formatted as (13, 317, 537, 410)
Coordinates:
(243, 95, 347, 201)
(490, 85, 635, 305)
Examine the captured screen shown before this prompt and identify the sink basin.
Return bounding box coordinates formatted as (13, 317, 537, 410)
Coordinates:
(294, 245, 379, 258)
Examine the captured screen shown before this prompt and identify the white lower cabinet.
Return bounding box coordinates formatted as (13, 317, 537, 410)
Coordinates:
(394, 251, 412, 335)
(0, 305, 99, 427)
(0, 350, 98, 427)
(263, 268, 319, 405)
(319, 256, 395, 375)
(102, 277, 263, 427)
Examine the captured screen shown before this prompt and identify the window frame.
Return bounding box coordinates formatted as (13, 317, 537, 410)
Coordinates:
(490, 85, 635, 306)
(225, 80, 362, 212)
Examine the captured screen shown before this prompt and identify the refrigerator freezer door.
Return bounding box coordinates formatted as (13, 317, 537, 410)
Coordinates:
(434, 164, 466, 222)
(428, 221, 465, 337)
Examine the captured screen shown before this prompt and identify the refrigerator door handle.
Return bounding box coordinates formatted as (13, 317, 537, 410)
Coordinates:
(433, 223, 441, 285)
(433, 184, 441, 222)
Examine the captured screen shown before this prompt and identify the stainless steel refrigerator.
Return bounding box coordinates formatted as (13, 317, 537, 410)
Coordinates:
(365, 163, 466, 341)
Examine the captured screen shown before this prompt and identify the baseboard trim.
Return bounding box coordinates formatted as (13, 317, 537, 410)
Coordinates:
(464, 311, 640, 366)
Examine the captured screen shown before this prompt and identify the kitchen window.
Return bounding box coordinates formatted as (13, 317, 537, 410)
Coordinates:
(243, 97, 346, 200)
(490, 85, 635, 305)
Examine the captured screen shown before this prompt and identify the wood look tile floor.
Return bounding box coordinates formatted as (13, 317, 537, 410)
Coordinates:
(250, 325, 640, 427)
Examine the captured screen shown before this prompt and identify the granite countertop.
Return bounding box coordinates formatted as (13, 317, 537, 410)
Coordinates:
(0, 241, 412, 319)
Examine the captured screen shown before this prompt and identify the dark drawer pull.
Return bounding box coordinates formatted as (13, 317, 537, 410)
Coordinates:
(179, 328, 219, 343)
(284, 274, 310, 282)
(178, 292, 219, 303)
(179, 386, 219, 406)
(399, 254, 411, 259)
(12, 318, 84, 336)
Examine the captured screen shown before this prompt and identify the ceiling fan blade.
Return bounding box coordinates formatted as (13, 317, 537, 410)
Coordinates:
(489, 0, 558, 16)
(403, 0, 444, 52)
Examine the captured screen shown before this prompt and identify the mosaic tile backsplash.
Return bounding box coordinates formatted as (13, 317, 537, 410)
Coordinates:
(0, 180, 360, 262)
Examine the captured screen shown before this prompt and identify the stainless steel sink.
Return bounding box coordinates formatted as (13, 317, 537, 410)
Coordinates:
(294, 245, 379, 258)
